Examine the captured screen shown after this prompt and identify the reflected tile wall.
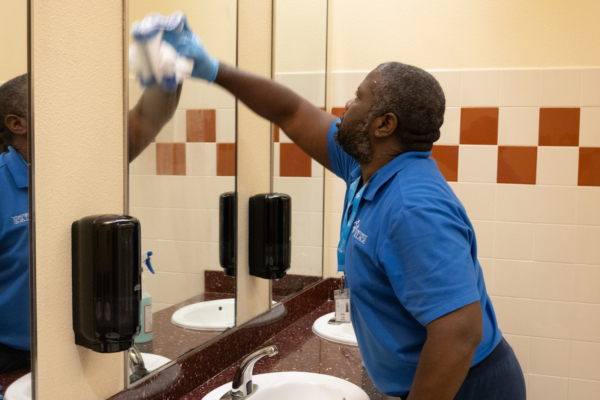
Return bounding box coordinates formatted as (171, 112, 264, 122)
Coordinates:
(129, 77, 236, 308)
(328, 68, 600, 398)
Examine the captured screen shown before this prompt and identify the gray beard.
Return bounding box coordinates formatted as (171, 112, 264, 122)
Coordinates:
(334, 118, 374, 164)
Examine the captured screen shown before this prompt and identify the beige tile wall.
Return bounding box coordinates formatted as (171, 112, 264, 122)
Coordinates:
(326, 68, 600, 399)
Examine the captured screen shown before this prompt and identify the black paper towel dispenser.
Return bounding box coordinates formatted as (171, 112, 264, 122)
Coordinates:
(219, 192, 236, 277)
(72, 215, 141, 353)
(249, 193, 291, 279)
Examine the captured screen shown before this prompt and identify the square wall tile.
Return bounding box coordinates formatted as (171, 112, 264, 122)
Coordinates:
(578, 147, 600, 186)
(437, 107, 461, 145)
(154, 115, 175, 143)
(494, 222, 534, 260)
(186, 143, 216, 176)
(568, 379, 600, 400)
(273, 125, 280, 142)
(576, 187, 600, 226)
(156, 143, 186, 175)
(539, 108, 580, 146)
(499, 69, 541, 107)
(528, 374, 568, 400)
(186, 109, 216, 142)
(129, 143, 156, 175)
(216, 109, 235, 143)
(275, 177, 324, 212)
(531, 262, 573, 302)
(498, 107, 540, 146)
(497, 146, 537, 185)
(569, 341, 600, 380)
(534, 224, 577, 264)
(540, 69, 582, 107)
(491, 296, 531, 335)
(456, 183, 496, 221)
(461, 70, 500, 107)
(495, 184, 536, 222)
(570, 303, 600, 342)
(579, 107, 600, 147)
(292, 211, 323, 247)
(576, 226, 600, 265)
(471, 220, 495, 258)
(429, 70, 461, 107)
(536, 147, 579, 186)
(273, 143, 280, 177)
(331, 72, 353, 108)
(534, 186, 577, 224)
(529, 337, 570, 377)
(530, 300, 572, 339)
(458, 145, 498, 183)
(430, 145, 459, 182)
(329, 177, 347, 214)
(460, 108, 499, 145)
(581, 68, 600, 106)
(493, 259, 532, 298)
(280, 143, 312, 177)
(571, 264, 600, 304)
(331, 107, 345, 118)
(217, 143, 236, 177)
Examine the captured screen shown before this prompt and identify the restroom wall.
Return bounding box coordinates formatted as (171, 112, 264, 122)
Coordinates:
(32, 0, 125, 398)
(0, 0, 27, 81)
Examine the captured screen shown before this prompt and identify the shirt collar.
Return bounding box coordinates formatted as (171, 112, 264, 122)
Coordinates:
(349, 150, 432, 201)
(5, 146, 29, 188)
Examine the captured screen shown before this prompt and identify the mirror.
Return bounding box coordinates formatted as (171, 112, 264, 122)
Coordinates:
(0, 0, 33, 395)
(127, 0, 237, 385)
(271, 0, 328, 303)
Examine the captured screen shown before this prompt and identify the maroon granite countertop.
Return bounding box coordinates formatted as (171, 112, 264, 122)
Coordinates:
(181, 302, 394, 400)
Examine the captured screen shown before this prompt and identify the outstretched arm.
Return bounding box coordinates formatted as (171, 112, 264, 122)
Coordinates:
(214, 63, 337, 170)
(128, 84, 182, 161)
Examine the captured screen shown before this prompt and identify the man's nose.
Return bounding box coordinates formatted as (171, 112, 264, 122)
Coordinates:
(345, 98, 354, 110)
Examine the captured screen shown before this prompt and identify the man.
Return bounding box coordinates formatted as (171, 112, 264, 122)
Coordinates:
(181, 32, 526, 399)
(0, 74, 180, 373)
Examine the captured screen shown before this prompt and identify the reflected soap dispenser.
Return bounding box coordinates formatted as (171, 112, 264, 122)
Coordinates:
(71, 215, 141, 353)
(219, 192, 236, 276)
(248, 193, 291, 279)
(135, 251, 155, 343)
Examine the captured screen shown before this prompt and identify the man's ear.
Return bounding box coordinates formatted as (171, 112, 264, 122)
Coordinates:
(5, 115, 27, 135)
(373, 112, 398, 139)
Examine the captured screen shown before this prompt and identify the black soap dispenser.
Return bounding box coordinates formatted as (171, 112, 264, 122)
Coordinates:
(248, 193, 291, 279)
(71, 215, 142, 353)
(219, 192, 236, 277)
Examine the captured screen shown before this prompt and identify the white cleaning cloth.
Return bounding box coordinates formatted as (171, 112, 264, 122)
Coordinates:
(130, 11, 194, 92)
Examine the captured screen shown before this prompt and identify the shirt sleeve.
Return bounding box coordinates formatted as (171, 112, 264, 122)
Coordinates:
(378, 205, 481, 327)
(327, 119, 359, 183)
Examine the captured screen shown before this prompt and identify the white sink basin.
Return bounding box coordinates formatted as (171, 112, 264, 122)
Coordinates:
(312, 312, 358, 346)
(5, 353, 170, 400)
(171, 298, 236, 331)
(203, 371, 369, 400)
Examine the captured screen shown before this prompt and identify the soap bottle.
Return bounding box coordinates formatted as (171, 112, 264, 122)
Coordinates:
(135, 251, 155, 343)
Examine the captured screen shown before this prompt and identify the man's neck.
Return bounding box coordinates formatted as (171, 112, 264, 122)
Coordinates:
(360, 152, 400, 183)
(11, 143, 29, 163)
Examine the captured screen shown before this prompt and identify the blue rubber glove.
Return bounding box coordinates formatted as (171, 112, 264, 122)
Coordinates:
(162, 20, 219, 82)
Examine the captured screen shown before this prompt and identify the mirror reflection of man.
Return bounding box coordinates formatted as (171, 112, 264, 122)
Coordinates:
(0, 74, 181, 373)
(167, 23, 526, 399)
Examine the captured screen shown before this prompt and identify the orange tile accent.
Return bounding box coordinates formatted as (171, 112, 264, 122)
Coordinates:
(460, 108, 499, 145)
(332, 108, 345, 118)
(539, 108, 580, 146)
(280, 143, 311, 177)
(156, 143, 186, 175)
(431, 145, 459, 182)
(273, 125, 280, 142)
(578, 147, 600, 186)
(497, 146, 537, 184)
(217, 143, 236, 177)
(186, 110, 216, 142)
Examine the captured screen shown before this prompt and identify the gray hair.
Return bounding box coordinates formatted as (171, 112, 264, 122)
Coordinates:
(0, 74, 28, 145)
(369, 62, 445, 152)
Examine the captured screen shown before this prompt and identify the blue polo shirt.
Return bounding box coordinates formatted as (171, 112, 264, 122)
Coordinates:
(328, 121, 502, 397)
(0, 146, 30, 351)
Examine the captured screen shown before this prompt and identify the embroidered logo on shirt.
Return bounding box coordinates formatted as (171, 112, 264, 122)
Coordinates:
(352, 220, 368, 244)
(12, 213, 29, 225)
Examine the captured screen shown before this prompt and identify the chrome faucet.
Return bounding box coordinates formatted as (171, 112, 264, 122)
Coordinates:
(220, 345, 278, 400)
(129, 345, 149, 384)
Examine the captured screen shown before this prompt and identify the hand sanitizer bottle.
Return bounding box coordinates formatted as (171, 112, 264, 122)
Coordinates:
(135, 251, 155, 343)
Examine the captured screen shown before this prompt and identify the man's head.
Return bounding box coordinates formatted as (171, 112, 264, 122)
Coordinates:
(335, 62, 445, 164)
(0, 74, 28, 147)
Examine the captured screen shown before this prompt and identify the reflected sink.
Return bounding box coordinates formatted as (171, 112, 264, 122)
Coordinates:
(171, 298, 237, 331)
(203, 371, 369, 400)
(312, 312, 358, 346)
(5, 353, 170, 400)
